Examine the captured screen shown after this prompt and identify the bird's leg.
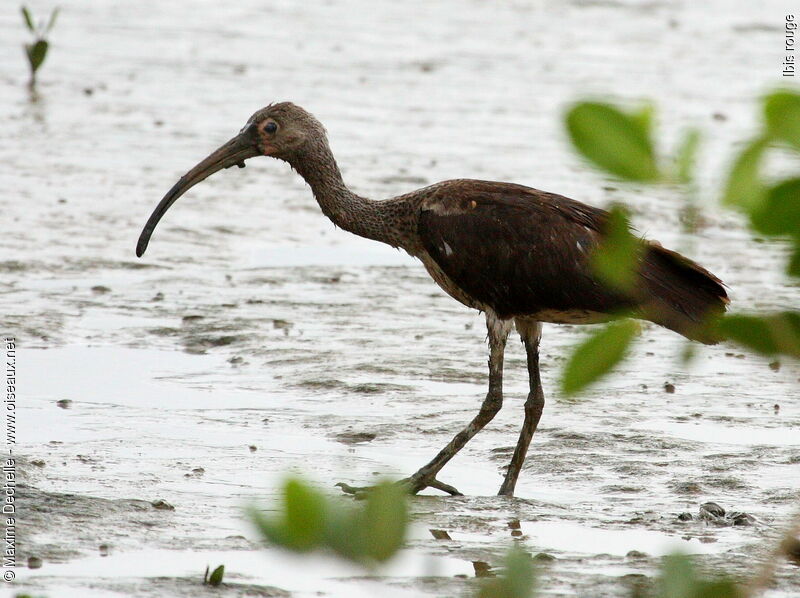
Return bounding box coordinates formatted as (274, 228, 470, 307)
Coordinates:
(403, 311, 513, 496)
(498, 320, 545, 497)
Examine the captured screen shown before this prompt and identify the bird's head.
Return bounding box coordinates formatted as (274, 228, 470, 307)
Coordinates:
(135, 102, 325, 257)
(250, 101, 328, 161)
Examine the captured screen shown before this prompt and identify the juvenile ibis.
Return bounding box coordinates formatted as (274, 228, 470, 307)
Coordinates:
(136, 102, 727, 497)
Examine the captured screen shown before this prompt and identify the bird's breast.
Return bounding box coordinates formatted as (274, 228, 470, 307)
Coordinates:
(418, 252, 488, 312)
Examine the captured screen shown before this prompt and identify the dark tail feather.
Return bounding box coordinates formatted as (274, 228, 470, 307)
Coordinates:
(638, 243, 729, 344)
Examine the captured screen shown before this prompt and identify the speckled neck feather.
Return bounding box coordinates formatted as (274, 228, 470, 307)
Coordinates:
(288, 136, 414, 251)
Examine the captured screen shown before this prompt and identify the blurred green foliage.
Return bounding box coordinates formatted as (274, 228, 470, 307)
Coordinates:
(245, 475, 767, 598)
(655, 554, 741, 598)
(715, 312, 800, 358)
(723, 138, 768, 212)
(566, 102, 661, 182)
(243, 92, 800, 598)
(764, 91, 800, 148)
(591, 204, 642, 292)
(675, 128, 701, 185)
(248, 477, 407, 568)
(561, 90, 800, 394)
(478, 548, 537, 598)
(20, 6, 59, 88)
(561, 319, 639, 396)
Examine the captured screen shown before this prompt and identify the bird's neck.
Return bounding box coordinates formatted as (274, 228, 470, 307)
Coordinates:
(290, 141, 407, 248)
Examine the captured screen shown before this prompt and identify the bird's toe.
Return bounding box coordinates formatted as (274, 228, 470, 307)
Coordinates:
(336, 476, 463, 497)
(404, 473, 463, 496)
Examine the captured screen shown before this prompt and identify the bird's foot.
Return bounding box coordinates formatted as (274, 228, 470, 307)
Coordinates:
(403, 472, 463, 496)
(335, 473, 463, 498)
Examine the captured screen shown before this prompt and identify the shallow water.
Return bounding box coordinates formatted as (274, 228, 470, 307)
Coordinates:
(2, 0, 799, 596)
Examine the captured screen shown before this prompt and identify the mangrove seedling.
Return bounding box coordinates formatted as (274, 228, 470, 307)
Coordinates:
(203, 564, 225, 587)
(21, 5, 59, 89)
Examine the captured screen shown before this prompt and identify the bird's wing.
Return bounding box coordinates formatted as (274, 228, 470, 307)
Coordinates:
(417, 180, 632, 320)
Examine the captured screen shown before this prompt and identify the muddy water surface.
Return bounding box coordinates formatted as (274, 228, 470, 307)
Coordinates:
(2, 0, 799, 596)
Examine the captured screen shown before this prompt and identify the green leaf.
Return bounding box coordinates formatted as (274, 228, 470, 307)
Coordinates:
(323, 506, 363, 563)
(283, 478, 327, 551)
(360, 481, 407, 562)
(631, 103, 655, 135)
(659, 553, 696, 598)
(675, 128, 701, 184)
(722, 137, 768, 212)
(592, 204, 641, 292)
(502, 549, 536, 598)
(693, 579, 742, 598)
(764, 90, 800, 150)
(26, 39, 48, 74)
(659, 555, 741, 598)
(561, 319, 639, 395)
(716, 312, 800, 358)
(250, 476, 408, 568)
(247, 505, 292, 548)
(21, 6, 35, 32)
(565, 102, 660, 182)
(208, 564, 224, 587)
(788, 246, 800, 278)
(750, 178, 800, 238)
(247, 478, 329, 553)
(47, 6, 60, 32)
(479, 549, 536, 598)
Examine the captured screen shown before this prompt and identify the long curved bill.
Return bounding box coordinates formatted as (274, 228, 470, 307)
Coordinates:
(136, 123, 261, 257)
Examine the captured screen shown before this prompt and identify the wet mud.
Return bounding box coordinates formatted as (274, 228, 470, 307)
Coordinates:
(2, 0, 799, 596)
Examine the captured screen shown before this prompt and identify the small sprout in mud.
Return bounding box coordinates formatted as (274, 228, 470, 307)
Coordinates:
(20, 6, 59, 89)
(477, 548, 537, 598)
(203, 564, 225, 587)
(248, 476, 407, 569)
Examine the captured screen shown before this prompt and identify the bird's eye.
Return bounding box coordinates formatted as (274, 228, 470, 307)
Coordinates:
(264, 122, 278, 134)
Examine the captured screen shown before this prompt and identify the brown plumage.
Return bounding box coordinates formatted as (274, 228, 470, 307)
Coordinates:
(416, 180, 726, 340)
(136, 102, 728, 497)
